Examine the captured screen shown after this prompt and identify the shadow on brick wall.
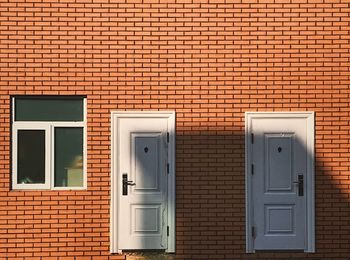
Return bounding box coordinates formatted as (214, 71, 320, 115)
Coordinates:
(173, 130, 350, 260)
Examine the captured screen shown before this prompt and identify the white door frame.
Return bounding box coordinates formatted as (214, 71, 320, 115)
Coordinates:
(110, 111, 176, 253)
(245, 112, 315, 253)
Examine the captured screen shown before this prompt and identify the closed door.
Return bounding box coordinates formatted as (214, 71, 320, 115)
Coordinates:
(246, 113, 315, 252)
(117, 117, 169, 250)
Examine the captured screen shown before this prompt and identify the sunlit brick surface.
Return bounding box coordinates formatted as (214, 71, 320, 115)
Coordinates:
(0, 0, 350, 258)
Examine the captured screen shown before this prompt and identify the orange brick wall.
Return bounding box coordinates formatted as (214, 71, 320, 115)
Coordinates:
(0, 0, 350, 258)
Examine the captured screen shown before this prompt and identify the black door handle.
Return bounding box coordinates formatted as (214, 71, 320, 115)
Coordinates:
(293, 174, 304, 196)
(122, 174, 135, 196)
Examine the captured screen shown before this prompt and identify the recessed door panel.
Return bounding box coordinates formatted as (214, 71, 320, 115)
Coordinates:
(132, 204, 161, 234)
(265, 134, 293, 192)
(265, 205, 295, 234)
(133, 134, 161, 192)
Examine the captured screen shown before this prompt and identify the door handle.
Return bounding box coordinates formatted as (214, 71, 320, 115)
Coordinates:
(122, 173, 135, 196)
(293, 174, 304, 196)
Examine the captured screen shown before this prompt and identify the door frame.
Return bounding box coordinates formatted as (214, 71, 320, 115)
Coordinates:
(110, 111, 176, 253)
(245, 112, 315, 253)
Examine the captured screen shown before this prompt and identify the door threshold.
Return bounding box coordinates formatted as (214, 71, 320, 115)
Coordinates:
(123, 250, 174, 260)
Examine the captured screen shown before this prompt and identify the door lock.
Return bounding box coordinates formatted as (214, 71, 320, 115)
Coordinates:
(293, 174, 304, 196)
(122, 173, 135, 196)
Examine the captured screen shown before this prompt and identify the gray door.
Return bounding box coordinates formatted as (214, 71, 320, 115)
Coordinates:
(251, 117, 307, 250)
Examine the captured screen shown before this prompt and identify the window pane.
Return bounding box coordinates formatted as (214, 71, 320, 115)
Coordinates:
(15, 97, 83, 121)
(55, 128, 83, 187)
(17, 130, 46, 184)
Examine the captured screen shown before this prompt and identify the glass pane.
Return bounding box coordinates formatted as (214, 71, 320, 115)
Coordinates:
(17, 130, 46, 184)
(15, 97, 83, 121)
(54, 127, 83, 187)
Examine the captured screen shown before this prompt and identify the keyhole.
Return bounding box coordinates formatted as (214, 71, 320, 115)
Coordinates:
(278, 147, 282, 153)
(144, 147, 149, 153)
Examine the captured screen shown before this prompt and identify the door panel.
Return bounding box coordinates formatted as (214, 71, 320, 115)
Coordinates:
(265, 134, 293, 192)
(252, 118, 307, 250)
(132, 204, 161, 233)
(265, 205, 295, 234)
(133, 134, 161, 191)
(118, 118, 168, 250)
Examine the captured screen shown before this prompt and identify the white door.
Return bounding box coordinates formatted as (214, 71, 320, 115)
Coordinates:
(246, 112, 315, 252)
(111, 112, 175, 253)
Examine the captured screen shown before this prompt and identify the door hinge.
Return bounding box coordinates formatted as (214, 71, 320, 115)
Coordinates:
(252, 226, 256, 239)
(167, 132, 170, 143)
(167, 163, 170, 174)
(167, 226, 169, 236)
(251, 133, 254, 144)
(251, 163, 254, 175)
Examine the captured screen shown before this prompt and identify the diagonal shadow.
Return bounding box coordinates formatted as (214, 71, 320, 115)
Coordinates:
(174, 126, 350, 259)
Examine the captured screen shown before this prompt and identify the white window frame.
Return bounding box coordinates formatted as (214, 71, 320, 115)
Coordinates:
(12, 97, 87, 190)
(13, 123, 51, 190)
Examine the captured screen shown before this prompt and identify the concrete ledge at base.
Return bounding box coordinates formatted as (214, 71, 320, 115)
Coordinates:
(125, 252, 175, 260)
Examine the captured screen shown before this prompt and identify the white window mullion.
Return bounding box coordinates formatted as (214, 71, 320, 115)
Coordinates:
(48, 124, 54, 189)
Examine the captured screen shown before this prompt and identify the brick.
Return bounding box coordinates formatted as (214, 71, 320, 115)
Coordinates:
(0, 0, 350, 258)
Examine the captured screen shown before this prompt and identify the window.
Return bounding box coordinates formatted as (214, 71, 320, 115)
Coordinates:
(12, 97, 86, 190)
